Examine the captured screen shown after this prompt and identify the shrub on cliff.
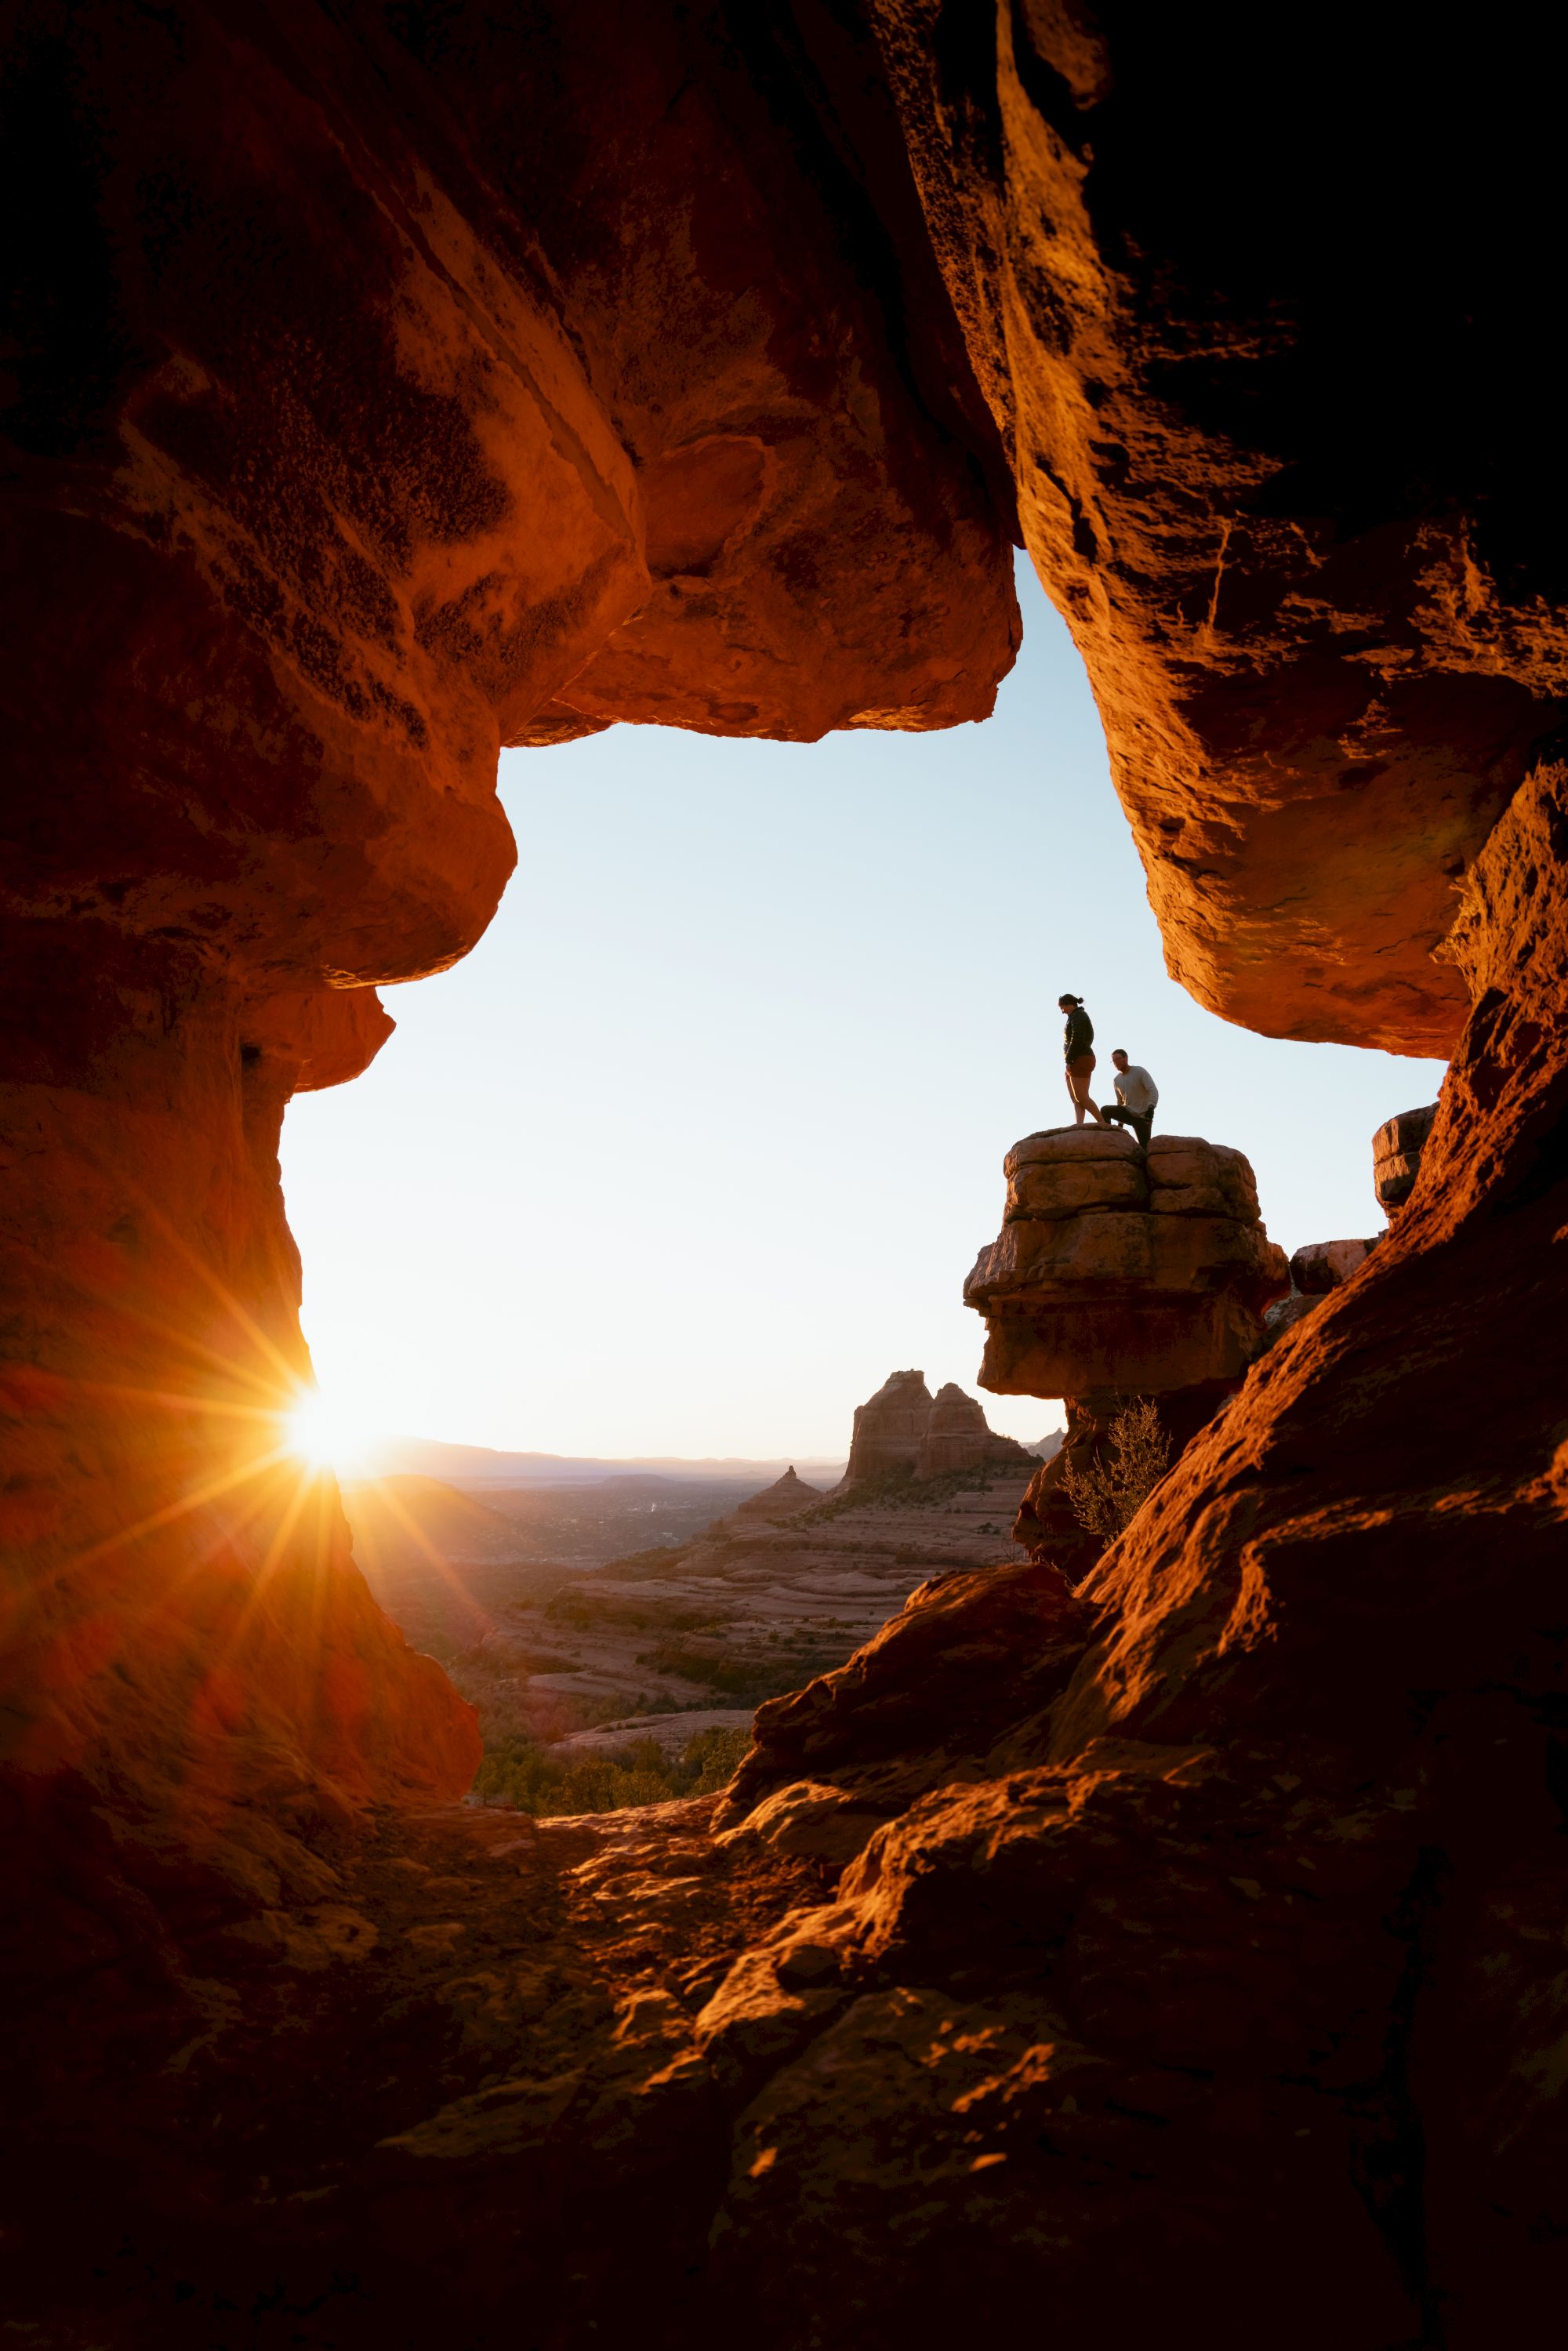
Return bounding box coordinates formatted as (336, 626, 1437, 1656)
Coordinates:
(1062, 1398, 1172, 1543)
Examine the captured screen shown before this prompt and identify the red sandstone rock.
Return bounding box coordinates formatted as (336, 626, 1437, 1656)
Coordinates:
(913, 1382, 1035, 1478)
(0, 952, 479, 1825)
(855, 2, 1566, 1054)
(1144, 1134, 1261, 1223)
(1290, 1236, 1379, 1294)
(717, 1555, 1091, 1821)
(834, 1369, 934, 1489)
(0, 0, 1019, 1841)
(5, 5, 1568, 2341)
(1005, 1125, 1147, 1218)
(728, 1467, 827, 1523)
(1373, 1102, 1441, 1216)
(968, 1127, 1288, 1395)
(833, 1369, 1030, 1490)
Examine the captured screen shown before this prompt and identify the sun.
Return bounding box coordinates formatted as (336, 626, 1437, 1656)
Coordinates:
(284, 1388, 375, 1478)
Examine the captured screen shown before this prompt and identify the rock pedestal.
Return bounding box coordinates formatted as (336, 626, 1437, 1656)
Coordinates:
(965, 1129, 1290, 1398)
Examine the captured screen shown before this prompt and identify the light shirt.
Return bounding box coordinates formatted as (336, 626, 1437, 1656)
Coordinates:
(1113, 1063, 1158, 1113)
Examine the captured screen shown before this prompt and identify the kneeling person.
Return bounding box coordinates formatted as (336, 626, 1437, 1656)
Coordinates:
(1103, 1048, 1157, 1148)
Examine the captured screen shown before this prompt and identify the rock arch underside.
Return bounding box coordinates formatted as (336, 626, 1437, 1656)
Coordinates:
(2, 4, 1566, 2343)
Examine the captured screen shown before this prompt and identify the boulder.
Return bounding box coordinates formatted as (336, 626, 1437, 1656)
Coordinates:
(1145, 1135, 1261, 1222)
(1290, 1237, 1380, 1295)
(714, 1779, 885, 1867)
(967, 1130, 1289, 1395)
(1373, 1103, 1441, 1216)
(1007, 1156, 1149, 1221)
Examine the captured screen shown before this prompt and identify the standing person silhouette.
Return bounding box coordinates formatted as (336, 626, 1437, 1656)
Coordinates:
(1058, 993, 1105, 1127)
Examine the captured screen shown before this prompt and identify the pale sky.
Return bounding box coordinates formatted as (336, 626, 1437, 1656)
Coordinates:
(281, 557, 1446, 1463)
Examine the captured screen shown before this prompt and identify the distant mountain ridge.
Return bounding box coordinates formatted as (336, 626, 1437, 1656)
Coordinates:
(362, 1422, 1062, 1489)
(358, 1435, 851, 1487)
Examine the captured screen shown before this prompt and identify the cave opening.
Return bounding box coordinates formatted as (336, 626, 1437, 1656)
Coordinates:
(4, 2, 1566, 2340)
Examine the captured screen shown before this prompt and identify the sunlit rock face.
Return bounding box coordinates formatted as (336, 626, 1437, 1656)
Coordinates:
(0, 936, 481, 1838)
(0, 0, 1018, 1827)
(855, 1, 1568, 1052)
(966, 1127, 1289, 1395)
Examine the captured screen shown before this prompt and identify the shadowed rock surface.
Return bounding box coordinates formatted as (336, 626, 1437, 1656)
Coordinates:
(4, 2, 1568, 2342)
(833, 1366, 1032, 1489)
(833, 1368, 935, 1489)
(1374, 1101, 1442, 1217)
(915, 1381, 1036, 1478)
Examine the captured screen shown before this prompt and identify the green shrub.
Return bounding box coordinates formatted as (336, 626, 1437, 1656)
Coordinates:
(471, 1722, 755, 1816)
(793, 1461, 1010, 1526)
(633, 1637, 759, 1693)
(679, 1723, 753, 1794)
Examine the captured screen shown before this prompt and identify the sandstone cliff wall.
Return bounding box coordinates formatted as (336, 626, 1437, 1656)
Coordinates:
(1, 0, 1019, 1824)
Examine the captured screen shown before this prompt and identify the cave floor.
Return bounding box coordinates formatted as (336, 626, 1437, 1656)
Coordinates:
(5, 1791, 823, 2349)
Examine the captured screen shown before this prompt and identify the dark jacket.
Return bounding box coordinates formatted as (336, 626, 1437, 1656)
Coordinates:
(1063, 1005, 1094, 1061)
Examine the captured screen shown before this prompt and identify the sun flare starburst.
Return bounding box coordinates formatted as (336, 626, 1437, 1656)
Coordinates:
(284, 1389, 374, 1478)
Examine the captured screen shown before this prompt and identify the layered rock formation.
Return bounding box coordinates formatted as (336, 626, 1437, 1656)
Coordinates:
(5, 2, 1568, 2342)
(967, 1127, 1289, 1395)
(837, 1369, 935, 1487)
(914, 1381, 1036, 1478)
(837, 1369, 1033, 1489)
(1374, 1102, 1441, 1217)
